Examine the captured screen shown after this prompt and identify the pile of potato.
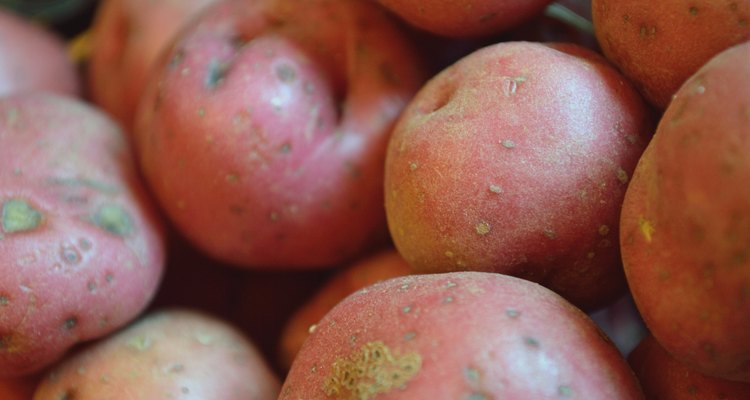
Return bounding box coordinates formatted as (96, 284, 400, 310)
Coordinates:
(1, 0, 748, 398)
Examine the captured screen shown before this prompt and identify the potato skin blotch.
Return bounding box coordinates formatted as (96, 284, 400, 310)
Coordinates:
(90, 204, 133, 237)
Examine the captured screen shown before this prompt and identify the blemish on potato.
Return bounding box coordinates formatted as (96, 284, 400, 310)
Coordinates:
(168, 49, 185, 69)
(323, 341, 422, 399)
(2, 198, 43, 233)
(60, 245, 82, 266)
(56, 388, 76, 400)
(501, 77, 525, 97)
(639, 25, 657, 37)
(402, 305, 412, 314)
(638, 217, 655, 243)
(197, 107, 206, 117)
(62, 316, 78, 331)
(409, 162, 418, 171)
(475, 221, 491, 235)
(403, 332, 416, 341)
(505, 309, 521, 318)
(523, 336, 541, 348)
(500, 139, 516, 149)
(308, 324, 318, 334)
(688, 6, 698, 16)
(616, 168, 629, 184)
(105, 273, 115, 283)
(276, 64, 296, 83)
(558, 385, 574, 396)
(205, 59, 230, 89)
(543, 228, 557, 239)
(488, 184, 503, 194)
(466, 393, 489, 400)
(91, 204, 133, 237)
(0, 294, 8, 305)
(598, 225, 610, 236)
(443, 296, 454, 304)
(464, 366, 481, 382)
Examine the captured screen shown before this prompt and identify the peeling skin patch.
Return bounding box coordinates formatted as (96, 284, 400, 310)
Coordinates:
(323, 341, 422, 400)
(91, 204, 133, 237)
(2, 198, 43, 233)
(638, 217, 655, 243)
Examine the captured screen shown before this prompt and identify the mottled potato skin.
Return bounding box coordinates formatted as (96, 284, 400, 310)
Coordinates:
(384, 41, 653, 311)
(87, 0, 220, 131)
(134, 0, 426, 268)
(280, 272, 644, 399)
(0, 9, 80, 97)
(629, 335, 750, 399)
(279, 248, 411, 370)
(377, 0, 554, 38)
(33, 309, 281, 400)
(593, 0, 750, 109)
(0, 93, 165, 377)
(620, 42, 750, 382)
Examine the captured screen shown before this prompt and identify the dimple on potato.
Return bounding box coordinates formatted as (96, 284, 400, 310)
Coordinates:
(280, 271, 644, 399)
(33, 308, 281, 400)
(134, 0, 427, 269)
(0, 93, 165, 377)
(384, 41, 654, 311)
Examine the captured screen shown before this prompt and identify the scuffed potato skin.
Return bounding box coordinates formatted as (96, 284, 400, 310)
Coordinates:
(0, 93, 165, 377)
(134, 0, 427, 269)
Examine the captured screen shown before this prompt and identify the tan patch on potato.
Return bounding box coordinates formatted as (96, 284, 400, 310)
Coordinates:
(323, 341, 421, 399)
(638, 217, 655, 243)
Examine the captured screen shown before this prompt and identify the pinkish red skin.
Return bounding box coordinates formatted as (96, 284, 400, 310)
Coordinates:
(33, 309, 281, 399)
(629, 335, 750, 398)
(87, 0, 220, 132)
(620, 41, 750, 383)
(377, 0, 554, 38)
(0, 93, 165, 377)
(0, 9, 80, 97)
(134, 0, 427, 268)
(280, 272, 644, 399)
(384, 41, 654, 311)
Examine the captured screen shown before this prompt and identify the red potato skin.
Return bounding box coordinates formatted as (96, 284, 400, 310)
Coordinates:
(32, 309, 281, 399)
(592, 0, 750, 109)
(134, 0, 427, 268)
(0, 93, 165, 377)
(629, 335, 750, 399)
(280, 272, 644, 399)
(376, 0, 554, 38)
(384, 41, 654, 311)
(0, 374, 39, 400)
(278, 248, 412, 370)
(620, 41, 750, 382)
(87, 0, 220, 131)
(0, 9, 80, 97)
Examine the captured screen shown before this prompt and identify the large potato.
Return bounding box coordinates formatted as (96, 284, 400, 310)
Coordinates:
(620, 41, 750, 382)
(0, 93, 165, 377)
(0, 8, 80, 97)
(86, 0, 220, 131)
(33, 309, 281, 399)
(134, 0, 427, 268)
(592, 0, 750, 109)
(384, 41, 654, 311)
(280, 271, 644, 399)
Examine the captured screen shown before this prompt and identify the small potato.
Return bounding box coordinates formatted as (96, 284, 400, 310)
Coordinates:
(620, 41, 750, 382)
(87, 0, 221, 131)
(33, 309, 281, 399)
(280, 272, 644, 399)
(134, 0, 427, 268)
(384, 41, 654, 311)
(0, 93, 165, 377)
(278, 248, 412, 370)
(592, 0, 750, 109)
(629, 335, 750, 398)
(0, 8, 80, 97)
(377, 0, 554, 38)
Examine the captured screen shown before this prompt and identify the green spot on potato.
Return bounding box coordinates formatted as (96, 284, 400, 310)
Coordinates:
(558, 385, 574, 396)
(524, 336, 540, 348)
(464, 367, 480, 382)
(91, 204, 133, 237)
(205, 59, 230, 89)
(0, 295, 8, 305)
(2, 198, 43, 233)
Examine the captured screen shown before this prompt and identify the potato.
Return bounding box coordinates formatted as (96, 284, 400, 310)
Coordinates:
(384, 41, 654, 311)
(279, 248, 412, 370)
(592, 0, 750, 109)
(0, 8, 80, 97)
(629, 335, 750, 398)
(280, 271, 644, 399)
(0, 93, 165, 377)
(0, 374, 38, 400)
(33, 309, 281, 399)
(620, 41, 750, 382)
(134, 0, 427, 268)
(86, 0, 220, 131)
(376, 0, 554, 38)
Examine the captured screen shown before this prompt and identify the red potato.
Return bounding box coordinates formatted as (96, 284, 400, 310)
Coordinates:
(592, 0, 750, 109)
(86, 0, 221, 131)
(278, 248, 412, 370)
(280, 271, 644, 399)
(376, 0, 554, 38)
(384, 41, 654, 311)
(0, 374, 39, 400)
(620, 41, 750, 382)
(629, 335, 750, 399)
(0, 8, 80, 97)
(0, 93, 165, 377)
(134, 0, 427, 268)
(33, 309, 281, 399)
